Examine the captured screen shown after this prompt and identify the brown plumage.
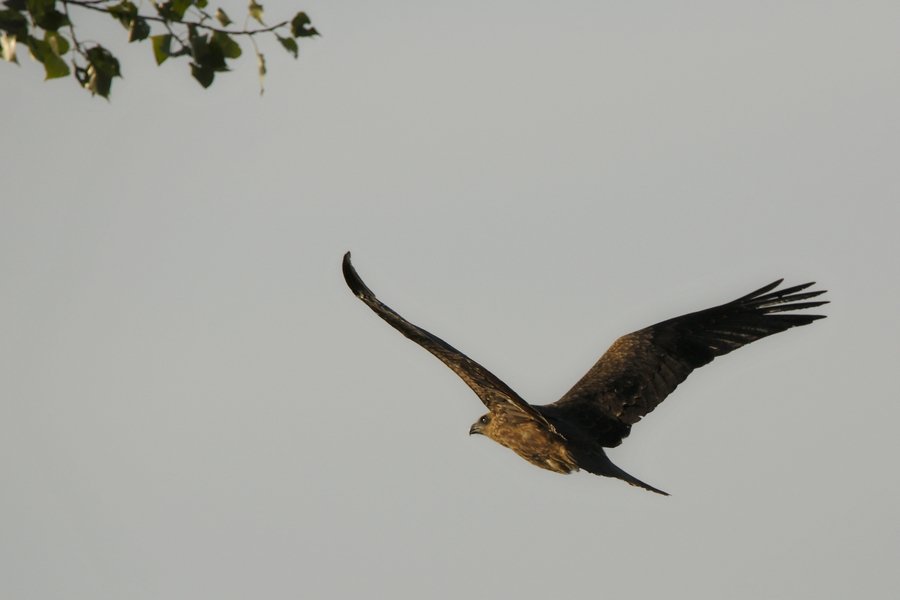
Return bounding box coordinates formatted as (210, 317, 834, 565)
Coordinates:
(342, 252, 827, 495)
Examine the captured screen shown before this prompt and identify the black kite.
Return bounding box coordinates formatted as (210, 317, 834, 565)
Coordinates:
(342, 253, 827, 495)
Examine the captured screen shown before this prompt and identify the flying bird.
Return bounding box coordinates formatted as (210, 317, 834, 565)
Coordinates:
(342, 252, 827, 495)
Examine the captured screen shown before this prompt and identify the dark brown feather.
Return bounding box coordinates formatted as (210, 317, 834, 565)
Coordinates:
(549, 279, 828, 438)
(342, 252, 552, 428)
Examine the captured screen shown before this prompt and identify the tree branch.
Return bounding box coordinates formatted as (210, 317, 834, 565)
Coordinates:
(64, 1, 291, 37)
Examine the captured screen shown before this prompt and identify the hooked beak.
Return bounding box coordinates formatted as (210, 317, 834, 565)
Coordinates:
(469, 423, 483, 436)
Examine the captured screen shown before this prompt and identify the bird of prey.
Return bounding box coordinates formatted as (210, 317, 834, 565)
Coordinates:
(342, 252, 827, 495)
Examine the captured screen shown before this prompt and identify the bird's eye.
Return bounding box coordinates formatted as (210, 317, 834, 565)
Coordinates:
(479, 415, 489, 424)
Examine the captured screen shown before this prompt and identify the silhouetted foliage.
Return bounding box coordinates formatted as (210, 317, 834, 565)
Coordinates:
(0, 0, 319, 98)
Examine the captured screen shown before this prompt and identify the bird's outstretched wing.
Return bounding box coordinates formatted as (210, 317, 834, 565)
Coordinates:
(342, 253, 550, 426)
(548, 280, 827, 433)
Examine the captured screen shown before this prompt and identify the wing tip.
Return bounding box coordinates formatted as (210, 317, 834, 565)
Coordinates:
(342, 251, 372, 299)
(743, 279, 828, 310)
(737, 278, 783, 301)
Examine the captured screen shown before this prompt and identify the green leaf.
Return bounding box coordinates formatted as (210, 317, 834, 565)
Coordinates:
(108, 0, 138, 28)
(27, 35, 68, 79)
(189, 29, 228, 72)
(42, 48, 67, 78)
(3, 1, 27, 10)
(189, 32, 210, 64)
(248, 1, 264, 25)
(25, 0, 51, 18)
(190, 62, 214, 88)
(84, 45, 121, 98)
(0, 8, 28, 38)
(86, 45, 120, 78)
(27, 0, 68, 32)
(276, 35, 297, 59)
(210, 31, 240, 59)
(25, 33, 48, 59)
(151, 34, 171, 65)
(128, 17, 150, 42)
(25, 0, 52, 11)
(256, 51, 265, 95)
(1, 31, 17, 63)
(85, 68, 112, 97)
(157, 0, 191, 21)
(214, 8, 231, 26)
(44, 30, 68, 55)
(290, 12, 318, 38)
(35, 9, 67, 31)
(173, 0, 192, 17)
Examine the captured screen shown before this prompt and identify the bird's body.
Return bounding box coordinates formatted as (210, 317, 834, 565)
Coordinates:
(472, 406, 577, 474)
(342, 253, 827, 495)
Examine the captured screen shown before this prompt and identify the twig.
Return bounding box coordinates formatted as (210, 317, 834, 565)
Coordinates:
(63, 1, 290, 37)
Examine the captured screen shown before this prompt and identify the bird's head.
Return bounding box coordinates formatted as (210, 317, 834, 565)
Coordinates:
(469, 407, 535, 439)
(469, 413, 492, 436)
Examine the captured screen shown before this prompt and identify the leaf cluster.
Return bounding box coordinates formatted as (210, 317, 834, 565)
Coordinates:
(0, 0, 319, 98)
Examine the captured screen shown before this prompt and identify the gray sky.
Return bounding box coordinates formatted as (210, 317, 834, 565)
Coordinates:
(2, 1, 899, 599)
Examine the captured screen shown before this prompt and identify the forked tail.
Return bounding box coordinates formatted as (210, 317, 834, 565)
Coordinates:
(603, 460, 669, 496)
(576, 450, 670, 496)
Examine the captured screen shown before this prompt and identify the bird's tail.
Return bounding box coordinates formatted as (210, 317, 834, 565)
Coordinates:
(604, 460, 669, 496)
(577, 450, 670, 496)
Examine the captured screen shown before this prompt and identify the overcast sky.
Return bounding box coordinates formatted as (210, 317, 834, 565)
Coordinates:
(2, 1, 899, 599)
